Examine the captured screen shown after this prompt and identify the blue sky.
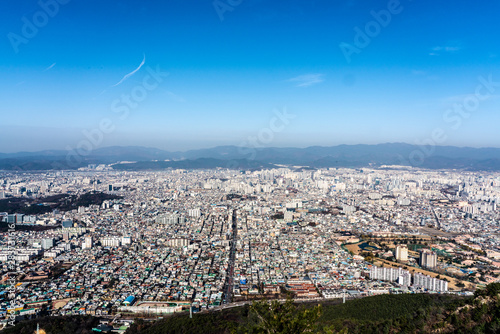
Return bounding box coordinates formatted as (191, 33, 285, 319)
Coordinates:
(1, 0, 500, 152)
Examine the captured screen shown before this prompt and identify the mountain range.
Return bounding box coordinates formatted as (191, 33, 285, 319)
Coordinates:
(2, 143, 500, 171)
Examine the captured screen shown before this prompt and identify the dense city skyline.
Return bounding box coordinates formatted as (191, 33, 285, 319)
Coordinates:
(2, 0, 500, 152)
(1, 166, 499, 331)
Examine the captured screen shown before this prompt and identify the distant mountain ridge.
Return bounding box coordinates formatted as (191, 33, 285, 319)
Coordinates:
(2, 143, 500, 171)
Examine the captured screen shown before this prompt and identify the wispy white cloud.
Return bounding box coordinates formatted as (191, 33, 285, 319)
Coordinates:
(432, 46, 461, 52)
(43, 62, 56, 71)
(429, 43, 462, 56)
(111, 54, 146, 87)
(288, 73, 325, 87)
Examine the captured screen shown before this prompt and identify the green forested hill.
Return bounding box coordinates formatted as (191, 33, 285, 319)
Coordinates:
(125, 293, 469, 334)
(8, 284, 500, 334)
(2, 315, 98, 334)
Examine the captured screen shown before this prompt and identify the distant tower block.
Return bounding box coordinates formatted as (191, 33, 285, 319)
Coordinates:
(419, 249, 437, 269)
(395, 245, 408, 262)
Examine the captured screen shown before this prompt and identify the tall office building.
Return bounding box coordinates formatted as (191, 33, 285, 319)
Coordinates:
(100, 237, 121, 247)
(166, 238, 189, 248)
(41, 238, 54, 250)
(121, 236, 131, 245)
(156, 213, 184, 225)
(370, 266, 410, 284)
(413, 273, 448, 292)
(188, 208, 201, 217)
(84, 236, 93, 249)
(395, 245, 408, 262)
(397, 272, 411, 286)
(420, 249, 437, 269)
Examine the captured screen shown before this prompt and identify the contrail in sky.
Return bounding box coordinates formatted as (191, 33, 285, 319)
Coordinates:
(43, 62, 56, 71)
(111, 54, 146, 87)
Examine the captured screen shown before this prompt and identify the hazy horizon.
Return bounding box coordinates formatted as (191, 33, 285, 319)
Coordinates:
(4, 141, 500, 155)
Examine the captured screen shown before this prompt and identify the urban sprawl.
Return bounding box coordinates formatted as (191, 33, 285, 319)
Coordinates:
(1, 166, 500, 330)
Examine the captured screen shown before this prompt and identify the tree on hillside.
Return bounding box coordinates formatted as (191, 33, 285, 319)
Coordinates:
(245, 298, 322, 333)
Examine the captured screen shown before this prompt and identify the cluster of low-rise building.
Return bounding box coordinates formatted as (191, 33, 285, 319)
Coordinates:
(0, 166, 499, 324)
